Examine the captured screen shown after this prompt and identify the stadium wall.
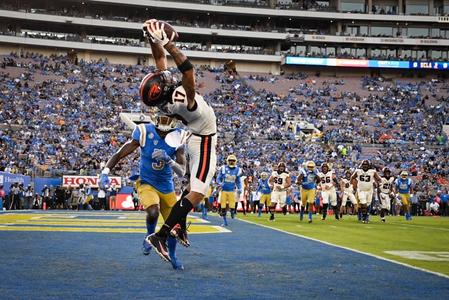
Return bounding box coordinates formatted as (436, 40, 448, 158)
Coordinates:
(0, 44, 281, 73)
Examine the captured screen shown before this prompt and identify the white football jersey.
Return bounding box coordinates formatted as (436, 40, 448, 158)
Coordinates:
(162, 85, 217, 135)
(379, 177, 395, 194)
(341, 178, 354, 193)
(318, 170, 335, 190)
(354, 169, 377, 191)
(270, 171, 290, 191)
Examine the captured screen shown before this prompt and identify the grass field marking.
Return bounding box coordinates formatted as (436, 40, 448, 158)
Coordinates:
(238, 218, 449, 280)
(399, 223, 449, 232)
(213, 225, 232, 233)
(385, 251, 449, 262)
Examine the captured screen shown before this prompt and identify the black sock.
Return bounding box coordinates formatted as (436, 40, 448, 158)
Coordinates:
(157, 198, 193, 238)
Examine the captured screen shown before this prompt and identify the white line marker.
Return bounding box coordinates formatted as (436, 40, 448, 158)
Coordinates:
(238, 218, 449, 280)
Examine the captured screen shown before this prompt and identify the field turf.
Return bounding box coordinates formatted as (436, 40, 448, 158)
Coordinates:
(1, 210, 449, 299)
(242, 212, 449, 277)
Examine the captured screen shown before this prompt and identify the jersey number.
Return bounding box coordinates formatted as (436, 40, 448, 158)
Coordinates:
(383, 183, 391, 189)
(274, 177, 283, 185)
(321, 177, 331, 184)
(152, 161, 165, 170)
(359, 175, 371, 182)
(174, 90, 186, 103)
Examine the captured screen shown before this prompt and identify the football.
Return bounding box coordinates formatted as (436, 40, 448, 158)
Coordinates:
(143, 19, 179, 43)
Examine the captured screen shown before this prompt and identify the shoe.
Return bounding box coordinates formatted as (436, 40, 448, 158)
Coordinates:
(142, 235, 152, 255)
(321, 217, 325, 221)
(381, 218, 386, 223)
(308, 219, 312, 224)
(170, 223, 190, 248)
(146, 234, 171, 262)
(170, 255, 184, 271)
(269, 214, 275, 221)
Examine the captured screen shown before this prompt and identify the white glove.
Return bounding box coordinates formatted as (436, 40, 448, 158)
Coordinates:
(143, 19, 169, 46)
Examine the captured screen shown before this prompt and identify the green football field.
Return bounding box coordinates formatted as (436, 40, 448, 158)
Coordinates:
(240, 213, 449, 277)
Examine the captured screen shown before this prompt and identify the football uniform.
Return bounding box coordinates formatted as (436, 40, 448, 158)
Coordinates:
(379, 177, 395, 210)
(270, 171, 290, 206)
(257, 178, 272, 207)
(341, 178, 357, 206)
(318, 170, 337, 206)
(299, 168, 318, 205)
(354, 169, 377, 205)
(132, 123, 185, 220)
(161, 85, 217, 195)
(395, 177, 413, 206)
(216, 165, 242, 209)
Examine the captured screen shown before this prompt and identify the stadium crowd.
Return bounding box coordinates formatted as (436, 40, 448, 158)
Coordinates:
(0, 51, 448, 215)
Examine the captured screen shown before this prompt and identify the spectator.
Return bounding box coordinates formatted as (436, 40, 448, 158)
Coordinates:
(0, 185, 5, 210)
(24, 185, 33, 209)
(441, 190, 449, 216)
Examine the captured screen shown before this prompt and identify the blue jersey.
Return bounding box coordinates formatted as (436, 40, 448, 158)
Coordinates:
(300, 169, 318, 190)
(257, 178, 271, 195)
(216, 165, 242, 192)
(132, 123, 180, 194)
(395, 177, 412, 194)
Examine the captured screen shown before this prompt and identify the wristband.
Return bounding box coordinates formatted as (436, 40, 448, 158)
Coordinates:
(178, 59, 193, 73)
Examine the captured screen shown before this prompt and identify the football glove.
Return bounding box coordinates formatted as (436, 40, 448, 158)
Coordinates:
(152, 149, 171, 162)
(143, 19, 170, 46)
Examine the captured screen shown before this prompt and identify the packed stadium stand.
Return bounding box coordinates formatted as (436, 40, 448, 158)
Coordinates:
(0, 0, 448, 214)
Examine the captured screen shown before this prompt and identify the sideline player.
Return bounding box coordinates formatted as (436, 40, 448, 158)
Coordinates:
(339, 170, 357, 218)
(216, 154, 242, 226)
(257, 172, 271, 217)
(142, 19, 218, 262)
(297, 161, 320, 223)
(395, 171, 414, 221)
(378, 168, 395, 222)
(317, 163, 339, 220)
(100, 115, 186, 269)
(351, 160, 381, 223)
(268, 162, 291, 221)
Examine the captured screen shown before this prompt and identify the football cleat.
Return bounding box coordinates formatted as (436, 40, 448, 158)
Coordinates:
(142, 235, 152, 255)
(308, 219, 312, 224)
(146, 234, 171, 262)
(381, 218, 386, 223)
(169, 254, 184, 271)
(170, 223, 190, 247)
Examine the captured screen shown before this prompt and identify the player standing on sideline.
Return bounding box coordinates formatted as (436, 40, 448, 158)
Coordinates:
(297, 161, 320, 223)
(99, 115, 187, 270)
(317, 163, 339, 221)
(395, 171, 414, 221)
(256, 172, 271, 217)
(268, 162, 291, 221)
(378, 168, 395, 223)
(351, 160, 381, 223)
(340, 170, 357, 219)
(216, 155, 242, 226)
(142, 19, 218, 262)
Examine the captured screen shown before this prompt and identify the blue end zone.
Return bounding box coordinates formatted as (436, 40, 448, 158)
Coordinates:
(0, 211, 448, 299)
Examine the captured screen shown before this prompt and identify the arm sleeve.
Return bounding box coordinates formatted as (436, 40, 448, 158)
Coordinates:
(131, 125, 141, 143)
(216, 166, 224, 185)
(236, 168, 243, 191)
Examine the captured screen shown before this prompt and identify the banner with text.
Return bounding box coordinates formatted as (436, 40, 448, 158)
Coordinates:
(62, 175, 122, 188)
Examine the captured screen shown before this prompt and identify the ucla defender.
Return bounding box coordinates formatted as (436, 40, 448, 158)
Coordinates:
(317, 163, 339, 220)
(216, 154, 242, 226)
(100, 115, 187, 270)
(257, 172, 271, 217)
(141, 19, 218, 262)
(268, 162, 291, 221)
(297, 161, 320, 223)
(351, 160, 381, 223)
(378, 168, 395, 222)
(395, 171, 414, 221)
(339, 170, 357, 218)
